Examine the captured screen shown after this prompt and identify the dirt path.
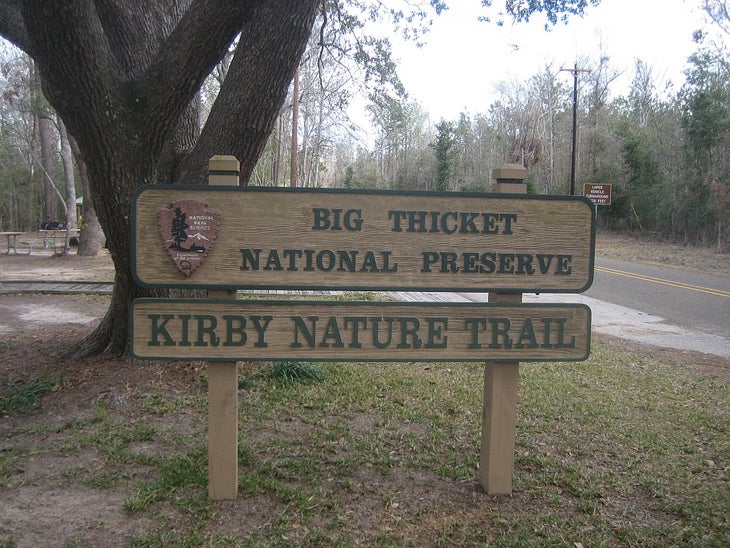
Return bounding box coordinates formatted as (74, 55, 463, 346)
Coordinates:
(0, 247, 115, 282)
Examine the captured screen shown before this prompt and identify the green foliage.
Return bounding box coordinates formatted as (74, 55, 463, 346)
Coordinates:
(432, 119, 457, 191)
(677, 48, 730, 246)
(505, 0, 602, 26)
(601, 42, 729, 247)
(682, 52, 730, 165)
(459, 181, 490, 193)
(343, 165, 356, 188)
(270, 360, 324, 383)
(2, 2, 727, 247)
(0, 375, 59, 414)
(615, 122, 663, 231)
(123, 447, 209, 515)
(0, 46, 71, 231)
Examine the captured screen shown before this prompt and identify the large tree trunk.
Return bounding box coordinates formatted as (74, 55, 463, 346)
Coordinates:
(3, 0, 318, 356)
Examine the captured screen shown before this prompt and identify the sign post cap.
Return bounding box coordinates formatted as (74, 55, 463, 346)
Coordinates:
(208, 155, 240, 173)
(492, 163, 527, 184)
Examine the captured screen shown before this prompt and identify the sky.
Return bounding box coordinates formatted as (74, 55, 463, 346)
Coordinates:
(376, 0, 716, 122)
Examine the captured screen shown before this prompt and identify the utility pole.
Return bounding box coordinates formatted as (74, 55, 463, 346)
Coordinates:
(560, 63, 591, 195)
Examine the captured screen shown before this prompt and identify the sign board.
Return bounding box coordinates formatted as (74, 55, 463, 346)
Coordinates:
(131, 299, 591, 362)
(583, 183, 612, 205)
(132, 186, 595, 293)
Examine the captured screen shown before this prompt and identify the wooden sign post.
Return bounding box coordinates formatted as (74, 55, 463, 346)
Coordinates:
(130, 158, 596, 499)
(206, 156, 239, 500)
(481, 163, 525, 494)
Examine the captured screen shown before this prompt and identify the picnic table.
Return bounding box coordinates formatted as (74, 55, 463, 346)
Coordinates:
(39, 228, 81, 252)
(0, 232, 27, 254)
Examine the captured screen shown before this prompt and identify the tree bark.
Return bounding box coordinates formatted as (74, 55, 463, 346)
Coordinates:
(58, 118, 76, 227)
(38, 109, 57, 224)
(291, 66, 300, 187)
(57, 116, 77, 253)
(177, 0, 319, 184)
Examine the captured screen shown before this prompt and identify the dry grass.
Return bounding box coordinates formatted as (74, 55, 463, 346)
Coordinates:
(595, 231, 729, 275)
(1, 316, 727, 546)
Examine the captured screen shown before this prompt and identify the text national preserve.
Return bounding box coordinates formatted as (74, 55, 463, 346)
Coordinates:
(133, 187, 595, 292)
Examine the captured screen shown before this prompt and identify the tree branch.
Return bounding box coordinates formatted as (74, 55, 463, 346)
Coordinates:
(94, 0, 191, 78)
(20, 0, 120, 142)
(177, 0, 320, 184)
(138, 0, 254, 136)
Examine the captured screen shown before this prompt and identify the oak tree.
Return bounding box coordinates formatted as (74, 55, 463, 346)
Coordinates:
(0, 0, 599, 356)
(0, 0, 318, 355)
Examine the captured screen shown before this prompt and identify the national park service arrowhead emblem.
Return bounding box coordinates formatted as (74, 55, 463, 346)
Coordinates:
(159, 199, 220, 277)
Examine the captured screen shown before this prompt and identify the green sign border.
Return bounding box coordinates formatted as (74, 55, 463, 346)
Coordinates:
(131, 185, 596, 293)
(130, 298, 592, 362)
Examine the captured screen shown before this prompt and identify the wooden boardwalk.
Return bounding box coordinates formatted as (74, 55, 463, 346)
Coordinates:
(0, 281, 114, 294)
(0, 281, 474, 304)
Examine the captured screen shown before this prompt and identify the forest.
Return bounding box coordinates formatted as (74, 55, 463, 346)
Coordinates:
(1, 3, 728, 251)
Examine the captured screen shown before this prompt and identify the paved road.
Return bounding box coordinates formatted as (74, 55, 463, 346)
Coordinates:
(587, 258, 730, 339)
(383, 258, 730, 358)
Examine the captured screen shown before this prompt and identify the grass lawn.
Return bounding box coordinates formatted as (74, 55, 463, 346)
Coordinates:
(2, 335, 727, 546)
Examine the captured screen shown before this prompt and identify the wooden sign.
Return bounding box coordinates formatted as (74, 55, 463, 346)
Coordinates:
(131, 299, 591, 362)
(133, 186, 595, 293)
